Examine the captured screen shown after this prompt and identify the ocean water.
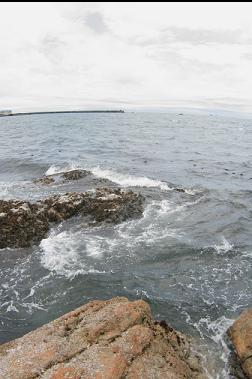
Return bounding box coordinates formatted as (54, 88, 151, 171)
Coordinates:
(0, 112, 251, 378)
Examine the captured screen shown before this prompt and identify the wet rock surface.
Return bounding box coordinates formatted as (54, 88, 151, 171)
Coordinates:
(33, 176, 56, 185)
(0, 200, 49, 249)
(228, 309, 252, 379)
(0, 297, 206, 379)
(33, 169, 117, 191)
(62, 169, 90, 181)
(0, 188, 144, 249)
(33, 169, 92, 186)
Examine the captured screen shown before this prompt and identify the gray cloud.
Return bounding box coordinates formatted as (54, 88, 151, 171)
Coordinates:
(133, 27, 252, 47)
(39, 35, 66, 64)
(163, 27, 248, 45)
(147, 48, 233, 76)
(1, 3, 252, 113)
(85, 12, 109, 34)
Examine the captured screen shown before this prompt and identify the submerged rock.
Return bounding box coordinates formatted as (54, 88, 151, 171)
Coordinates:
(0, 297, 205, 379)
(0, 188, 144, 249)
(228, 309, 252, 379)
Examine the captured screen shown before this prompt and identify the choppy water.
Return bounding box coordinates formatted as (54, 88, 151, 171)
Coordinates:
(0, 112, 251, 378)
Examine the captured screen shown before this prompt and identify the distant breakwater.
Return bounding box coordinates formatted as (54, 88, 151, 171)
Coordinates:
(0, 110, 125, 118)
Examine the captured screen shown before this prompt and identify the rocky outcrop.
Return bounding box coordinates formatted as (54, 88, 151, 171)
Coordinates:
(0, 188, 144, 249)
(0, 200, 49, 249)
(62, 169, 90, 181)
(34, 176, 56, 185)
(228, 309, 252, 379)
(0, 297, 205, 379)
(33, 169, 92, 185)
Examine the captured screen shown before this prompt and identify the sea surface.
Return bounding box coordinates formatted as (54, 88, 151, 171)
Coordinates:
(0, 111, 251, 378)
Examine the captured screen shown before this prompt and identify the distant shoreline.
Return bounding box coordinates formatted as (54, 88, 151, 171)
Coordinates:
(0, 110, 125, 118)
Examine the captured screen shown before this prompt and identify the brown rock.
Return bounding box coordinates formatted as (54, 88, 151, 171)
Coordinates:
(0, 297, 205, 379)
(228, 309, 252, 379)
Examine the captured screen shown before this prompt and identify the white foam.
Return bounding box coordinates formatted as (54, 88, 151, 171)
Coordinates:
(197, 316, 233, 345)
(40, 231, 105, 279)
(23, 288, 35, 300)
(6, 301, 19, 313)
(213, 237, 233, 254)
(45, 163, 199, 194)
(45, 163, 81, 176)
(184, 313, 235, 379)
(86, 239, 104, 258)
(40, 231, 84, 278)
(21, 301, 47, 314)
(0, 182, 15, 200)
(91, 166, 173, 190)
(242, 251, 252, 258)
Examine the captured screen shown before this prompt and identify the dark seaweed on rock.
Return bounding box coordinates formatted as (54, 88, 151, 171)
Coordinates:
(0, 188, 144, 249)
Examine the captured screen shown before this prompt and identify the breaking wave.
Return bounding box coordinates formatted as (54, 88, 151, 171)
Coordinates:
(40, 231, 105, 279)
(45, 164, 199, 194)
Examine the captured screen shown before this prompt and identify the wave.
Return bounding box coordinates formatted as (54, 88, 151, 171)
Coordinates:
(45, 163, 173, 190)
(183, 311, 234, 379)
(91, 166, 174, 191)
(40, 231, 106, 279)
(45, 163, 198, 194)
(45, 164, 78, 176)
(213, 237, 233, 254)
(89, 167, 199, 195)
(38, 195, 203, 279)
(196, 316, 234, 379)
(242, 251, 252, 258)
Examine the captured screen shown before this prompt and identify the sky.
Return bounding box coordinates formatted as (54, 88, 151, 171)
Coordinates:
(1, 2, 252, 113)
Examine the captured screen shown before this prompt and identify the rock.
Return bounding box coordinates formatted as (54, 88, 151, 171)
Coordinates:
(33, 170, 118, 190)
(34, 170, 91, 186)
(62, 169, 90, 181)
(0, 200, 49, 249)
(175, 188, 186, 193)
(43, 188, 144, 224)
(228, 351, 247, 379)
(0, 297, 205, 379)
(0, 188, 144, 249)
(34, 176, 55, 185)
(228, 309, 252, 379)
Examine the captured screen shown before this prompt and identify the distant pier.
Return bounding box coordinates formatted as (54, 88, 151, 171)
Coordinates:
(0, 110, 125, 118)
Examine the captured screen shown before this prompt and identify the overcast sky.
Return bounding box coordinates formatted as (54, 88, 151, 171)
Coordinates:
(1, 2, 252, 113)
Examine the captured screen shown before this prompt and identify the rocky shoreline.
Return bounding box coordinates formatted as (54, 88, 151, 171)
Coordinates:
(0, 297, 207, 379)
(0, 168, 192, 250)
(228, 309, 252, 379)
(0, 187, 144, 249)
(0, 169, 251, 378)
(0, 298, 251, 378)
